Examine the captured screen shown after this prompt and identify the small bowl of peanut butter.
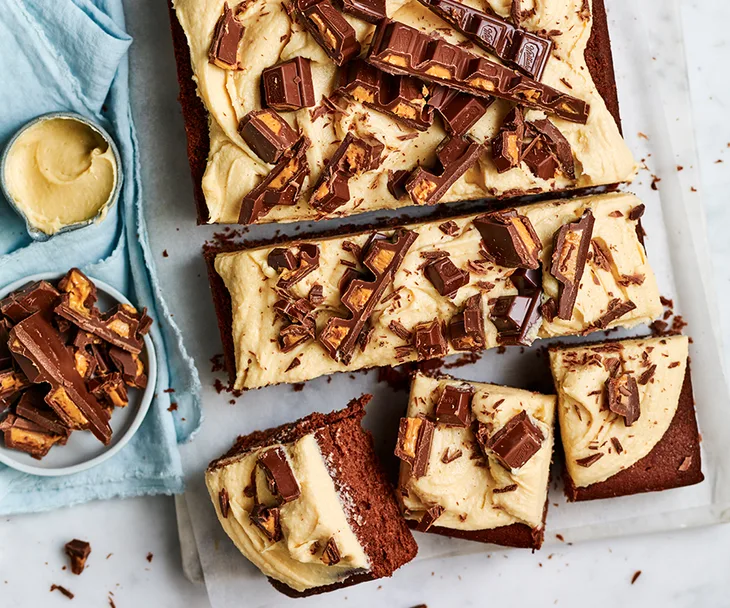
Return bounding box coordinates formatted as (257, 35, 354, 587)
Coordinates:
(0, 112, 122, 241)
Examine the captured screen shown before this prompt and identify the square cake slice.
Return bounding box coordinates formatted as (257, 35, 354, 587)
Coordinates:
(205, 395, 418, 597)
(549, 335, 703, 501)
(395, 373, 556, 549)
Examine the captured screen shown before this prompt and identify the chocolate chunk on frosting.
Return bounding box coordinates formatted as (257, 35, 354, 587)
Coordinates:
(606, 373, 640, 426)
(424, 256, 469, 297)
(481, 410, 544, 471)
(413, 319, 448, 360)
(239, 109, 299, 164)
(339, 0, 385, 23)
(550, 210, 595, 320)
(448, 294, 485, 351)
(257, 446, 301, 503)
(427, 85, 493, 136)
(434, 384, 473, 427)
(294, 0, 360, 66)
(474, 208, 542, 269)
(490, 293, 542, 346)
(249, 503, 282, 542)
(395, 414, 435, 478)
(262, 58, 315, 111)
(208, 2, 243, 69)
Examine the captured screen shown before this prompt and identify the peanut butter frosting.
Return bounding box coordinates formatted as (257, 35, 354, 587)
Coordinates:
(549, 335, 689, 488)
(399, 373, 555, 531)
(206, 433, 370, 592)
(173, 0, 637, 223)
(215, 192, 663, 390)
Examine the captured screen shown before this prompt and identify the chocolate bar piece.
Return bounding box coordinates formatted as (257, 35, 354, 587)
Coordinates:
(257, 447, 301, 503)
(0, 320, 12, 369)
(318, 230, 417, 363)
(0, 367, 30, 407)
(448, 294, 485, 351)
(9, 313, 111, 444)
(481, 410, 544, 471)
(418, 0, 552, 80)
(208, 2, 244, 69)
(489, 293, 541, 345)
(339, 0, 385, 24)
(528, 118, 575, 179)
(424, 256, 469, 297)
(338, 60, 434, 131)
(262, 58, 315, 111)
(249, 503, 282, 542)
(395, 414, 435, 478)
(367, 21, 588, 123)
(413, 319, 448, 360)
(65, 540, 91, 575)
(550, 210, 595, 320)
(267, 248, 298, 272)
(606, 373, 640, 426)
(387, 169, 410, 199)
(108, 347, 148, 389)
(434, 384, 473, 427)
(491, 106, 525, 173)
(310, 133, 384, 213)
(278, 243, 321, 290)
(239, 109, 299, 164)
(405, 135, 482, 206)
(510, 267, 541, 295)
(427, 85, 492, 136)
(239, 137, 311, 224)
(89, 372, 129, 409)
(15, 386, 70, 437)
(474, 208, 542, 269)
(0, 413, 65, 459)
(0, 280, 60, 323)
(294, 0, 360, 66)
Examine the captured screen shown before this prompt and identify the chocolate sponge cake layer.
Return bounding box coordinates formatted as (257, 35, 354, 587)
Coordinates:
(209, 395, 418, 597)
(168, 0, 623, 224)
(564, 364, 703, 501)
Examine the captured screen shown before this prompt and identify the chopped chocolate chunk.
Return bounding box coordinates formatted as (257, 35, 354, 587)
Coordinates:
(418, 0, 553, 79)
(219, 487, 231, 518)
(441, 447, 463, 463)
(267, 247, 298, 272)
(510, 267, 541, 295)
(629, 204, 646, 221)
(387, 169, 411, 199)
(367, 20, 589, 123)
(278, 323, 315, 352)
(0, 280, 60, 323)
(15, 387, 69, 436)
(321, 537, 341, 565)
(88, 373, 129, 409)
(278, 243, 320, 289)
(339, 0, 385, 23)
(239, 136, 311, 224)
(528, 118, 576, 179)
(0, 413, 66, 459)
(610, 437, 623, 454)
(257, 447, 301, 503)
(395, 415, 435, 478)
(638, 364, 657, 386)
(208, 2, 244, 69)
(319, 230, 417, 363)
(550, 210, 595, 320)
(250, 503, 282, 542)
(50, 584, 74, 600)
(108, 347, 147, 389)
(576, 453, 603, 467)
(389, 320, 412, 341)
(406, 135, 482, 206)
(427, 85, 493, 136)
(424, 256, 469, 297)
(490, 293, 541, 345)
(606, 373, 640, 426)
(448, 294, 485, 351)
(413, 319, 448, 360)
(308, 284, 324, 305)
(491, 107, 525, 173)
(473, 208, 542, 269)
(9, 314, 111, 444)
(438, 220, 459, 236)
(434, 384, 473, 427)
(311, 133, 384, 212)
(338, 60, 434, 131)
(262, 58, 315, 111)
(0, 367, 30, 406)
(592, 299, 637, 330)
(239, 109, 299, 164)
(65, 540, 91, 575)
(481, 410, 544, 471)
(294, 0, 360, 66)
(416, 504, 444, 532)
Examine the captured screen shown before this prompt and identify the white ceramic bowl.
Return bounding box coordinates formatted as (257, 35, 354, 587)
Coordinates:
(0, 272, 156, 476)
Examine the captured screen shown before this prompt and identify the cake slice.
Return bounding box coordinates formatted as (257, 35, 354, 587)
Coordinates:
(549, 335, 703, 501)
(205, 395, 418, 597)
(395, 373, 556, 549)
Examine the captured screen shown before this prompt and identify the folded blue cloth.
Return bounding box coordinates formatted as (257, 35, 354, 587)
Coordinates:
(0, 0, 202, 514)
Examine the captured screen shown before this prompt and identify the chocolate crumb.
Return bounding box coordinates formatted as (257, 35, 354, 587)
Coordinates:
(50, 584, 74, 599)
(167, 402, 178, 412)
(292, 383, 305, 392)
(493, 484, 518, 494)
(162, 250, 169, 258)
(631, 570, 642, 584)
(146, 552, 153, 563)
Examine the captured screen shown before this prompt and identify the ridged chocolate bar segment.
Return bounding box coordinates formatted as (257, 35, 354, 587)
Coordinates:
(418, 0, 553, 80)
(338, 60, 434, 131)
(262, 57, 316, 111)
(239, 109, 299, 164)
(239, 137, 311, 224)
(427, 85, 492, 136)
(318, 230, 417, 363)
(367, 20, 588, 123)
(295, 0, 360, 66)
(8, 314, 111, 444)
(208, 2, 244, 69)
(405, 135, 482, 205)
(339, 0, 386, 23)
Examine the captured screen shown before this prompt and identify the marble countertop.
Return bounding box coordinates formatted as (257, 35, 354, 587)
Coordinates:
(1, 0, 729, 606)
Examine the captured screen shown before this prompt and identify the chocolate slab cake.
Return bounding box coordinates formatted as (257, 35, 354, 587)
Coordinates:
(205, 192, 662, 390)
(395, 373, 555, 549)
(549, 335, 704, 501)
(205, 395, 418, 596)
(169, 0, 634, 224)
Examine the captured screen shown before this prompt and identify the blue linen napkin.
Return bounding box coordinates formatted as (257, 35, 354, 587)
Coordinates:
(0, 0, 202, 514)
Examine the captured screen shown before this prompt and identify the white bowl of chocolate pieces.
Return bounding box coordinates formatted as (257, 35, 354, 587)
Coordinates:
(0, 268, 157, 476)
